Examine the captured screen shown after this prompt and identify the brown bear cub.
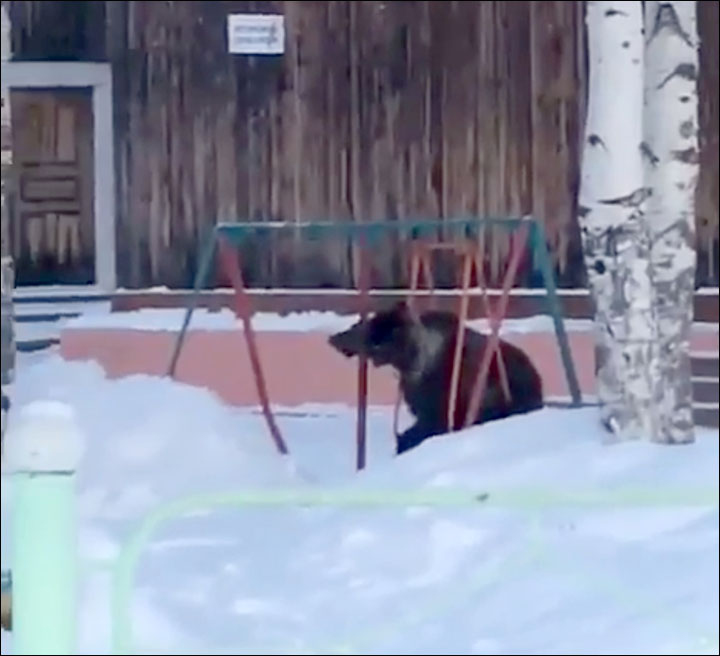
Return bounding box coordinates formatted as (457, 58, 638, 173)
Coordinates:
(328, 301, 544, 454)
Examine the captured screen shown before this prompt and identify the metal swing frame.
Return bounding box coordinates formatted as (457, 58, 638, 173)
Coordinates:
(166, 217, 582, 471)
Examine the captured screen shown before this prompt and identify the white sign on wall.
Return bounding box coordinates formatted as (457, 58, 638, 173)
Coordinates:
(227, 14, 285, 55)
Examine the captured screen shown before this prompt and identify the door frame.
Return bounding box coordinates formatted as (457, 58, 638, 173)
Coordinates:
(3, 62, 116, 292)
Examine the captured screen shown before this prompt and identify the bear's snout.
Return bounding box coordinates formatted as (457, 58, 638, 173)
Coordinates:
(328, 329, 362, 358)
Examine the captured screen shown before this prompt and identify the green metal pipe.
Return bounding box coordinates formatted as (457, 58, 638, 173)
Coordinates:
(12, 472, 77, 655)
(110, 485, 718, 654)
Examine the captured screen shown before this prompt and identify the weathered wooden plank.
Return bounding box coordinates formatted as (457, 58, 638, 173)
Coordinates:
(5, 1, 718, 290)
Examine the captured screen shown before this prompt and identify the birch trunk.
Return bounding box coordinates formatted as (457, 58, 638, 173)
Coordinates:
(643, 1, 699, 444)
(1, 0, 14, 452)
(579, 1, 658, 440)
(1, 0, 11, 259)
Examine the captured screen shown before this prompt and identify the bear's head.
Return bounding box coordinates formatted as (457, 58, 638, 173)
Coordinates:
(328, 301, 419, 370)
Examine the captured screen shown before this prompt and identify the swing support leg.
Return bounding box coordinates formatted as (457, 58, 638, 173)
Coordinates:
(217, 237, 289, 456)
(355, 242, 371, 471)
(464, 223, 530, 428)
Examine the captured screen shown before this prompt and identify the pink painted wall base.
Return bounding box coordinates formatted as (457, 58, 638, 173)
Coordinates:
(60, 327, 719, 408)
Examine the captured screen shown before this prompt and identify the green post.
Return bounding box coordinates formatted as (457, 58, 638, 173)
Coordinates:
(5, 400, 84, 655)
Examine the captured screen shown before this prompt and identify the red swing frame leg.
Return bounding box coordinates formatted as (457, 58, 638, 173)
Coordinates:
(407, 242, 422, 315)
(420, 245, 436, 311)
(406, 240, 435, 316)
(474, 250, 512, 404)
(217, 237, 289, 456)
(447, 246, 473, 432)
(463, 224, 529, 428)
(355, 242, 371, 471)
(392, 240, 434, 443)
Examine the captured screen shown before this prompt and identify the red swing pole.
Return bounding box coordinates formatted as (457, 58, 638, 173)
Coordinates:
(355, 241, 371, 471)
(400, 238, 476, 437)
(473, 245, 512, 403)
(405, 240, 434, 317)
(393, 242, 422, 442)
(447, 244, 473, 432)
(406, 241, 422, 315)
(217, 237, 289, 456)
(463, 222, 529, 429)
(419, 244, 436, 311)
(393, 239, 435, 441)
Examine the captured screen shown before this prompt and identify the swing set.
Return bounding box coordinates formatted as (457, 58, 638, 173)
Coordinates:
(167, 216, 582, 471)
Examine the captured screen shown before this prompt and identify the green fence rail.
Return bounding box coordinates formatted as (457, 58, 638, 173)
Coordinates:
(109, 486, 720, 655)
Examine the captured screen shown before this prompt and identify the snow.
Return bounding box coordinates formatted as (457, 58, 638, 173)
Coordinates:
(696, 287, 720, 296)
(1, 351, 718, 655)
(64, 307, 241, 332)
(110, 285, 720, 298)
(3, 400, 85, 472)
(12, 285, 110, 299)
(63, 306, 719, 338)
(65, 307, 605, 334)
(113, 286, 598, 297)
(14, 319, 65, 343)
(12, 300, 111, 317)
(14, 300, 112, 345)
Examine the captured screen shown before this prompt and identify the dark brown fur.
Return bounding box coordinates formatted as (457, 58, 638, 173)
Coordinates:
(329, 302, 544, 454)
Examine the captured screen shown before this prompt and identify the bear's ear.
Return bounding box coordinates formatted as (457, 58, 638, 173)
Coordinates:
(392, 299, 418, 324)
(392, 300, 412, 319)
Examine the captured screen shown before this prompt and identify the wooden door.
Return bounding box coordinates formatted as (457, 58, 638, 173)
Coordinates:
(10, 88, 95, 285)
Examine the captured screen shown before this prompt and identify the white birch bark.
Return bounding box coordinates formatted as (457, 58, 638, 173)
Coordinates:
(0, 0, 13, 452)
(579, 1, 658, 440)
(643, 1, 699, 444)
(1, 0, 11, 259)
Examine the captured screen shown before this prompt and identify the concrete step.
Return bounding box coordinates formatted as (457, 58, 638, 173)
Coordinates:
(692, 377, 719, 404)
(12, 290, 112, 353)
(15, 319, 69, 346)
(691, 352, 719, 378)
(17, 337, 60, 353)
(15, 311, 81, 323)
(13, 285, 111, 305)
(691, 352, 718, 428)
(693, 405, 720, 429)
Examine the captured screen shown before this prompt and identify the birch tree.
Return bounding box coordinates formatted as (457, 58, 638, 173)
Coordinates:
(579, 1, 658, 440)
(643, 1, 699, 444)
(1, 0, 14, 453)
(1, 0, 11, 259)
(0, 0, 12, 629)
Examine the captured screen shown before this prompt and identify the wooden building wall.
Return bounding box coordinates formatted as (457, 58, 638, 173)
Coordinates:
(7, 1, 720, 290)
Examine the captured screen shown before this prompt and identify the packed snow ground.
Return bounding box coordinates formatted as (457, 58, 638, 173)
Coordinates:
(1, 349, 718, 655)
